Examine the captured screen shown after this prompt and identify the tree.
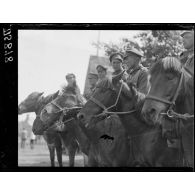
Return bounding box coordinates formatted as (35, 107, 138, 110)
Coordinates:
(92, 30, 184, 67)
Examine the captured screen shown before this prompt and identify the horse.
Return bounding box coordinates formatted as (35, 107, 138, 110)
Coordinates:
(39, 88, 130, 167)
(142, 57, 194, 168)
(18, 91, 77, 167)
(77, 74, 181, 167)
(31, 93, 79, 167)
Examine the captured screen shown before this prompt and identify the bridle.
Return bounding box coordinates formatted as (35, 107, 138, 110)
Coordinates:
(41, 94, 82, 130)
(146, 68, 194, 120)
(89, 80, 136, 118)
(46, 94, 82, 114)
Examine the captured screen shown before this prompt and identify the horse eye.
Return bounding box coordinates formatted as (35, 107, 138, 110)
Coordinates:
(166, 73, 175, 80)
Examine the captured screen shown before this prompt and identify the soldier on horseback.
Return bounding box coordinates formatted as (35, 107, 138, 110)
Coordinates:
(109, 52, 128, 81)
(84, 73, 98, 100)
(62, 73, 86, 106)
(118, 47, 149, 104)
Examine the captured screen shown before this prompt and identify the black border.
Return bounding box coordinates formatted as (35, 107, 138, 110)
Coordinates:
(0, 23, 194, 172)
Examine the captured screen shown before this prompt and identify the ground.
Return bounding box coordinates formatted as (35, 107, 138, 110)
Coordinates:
(18, 139, 84, 167)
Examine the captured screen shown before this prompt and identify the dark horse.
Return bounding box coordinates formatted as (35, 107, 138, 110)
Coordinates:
(39, 87, 130, 167)
(78, 73, 181, 167)
(18, 91, 77, 167)
(142, 57, 194, 168)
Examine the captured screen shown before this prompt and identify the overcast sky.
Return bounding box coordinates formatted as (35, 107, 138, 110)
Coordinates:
(18, 30, 141, 122)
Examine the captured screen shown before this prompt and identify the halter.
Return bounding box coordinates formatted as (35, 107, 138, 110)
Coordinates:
(146, 68, 194, 119)
(41, 93, 82, 131)
(47, 96, 82, 114)
(89, 80, 136, 118)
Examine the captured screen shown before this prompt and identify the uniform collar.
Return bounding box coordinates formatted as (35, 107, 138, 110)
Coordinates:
(127, 64, 142, 74)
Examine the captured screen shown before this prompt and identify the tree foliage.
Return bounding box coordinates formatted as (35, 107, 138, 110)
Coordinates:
(93, 30, 184, 67)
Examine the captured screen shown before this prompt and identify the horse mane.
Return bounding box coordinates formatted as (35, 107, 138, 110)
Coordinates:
(42, 90, 59, 105)
(150, 56, 182, 76)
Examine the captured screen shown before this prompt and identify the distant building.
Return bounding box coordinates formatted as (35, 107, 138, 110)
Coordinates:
(83, 55, 113, 95)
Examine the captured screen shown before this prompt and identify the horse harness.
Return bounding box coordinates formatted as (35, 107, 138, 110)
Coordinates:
(89, 80, 136, 118)
(145, 67, 194, 120)
(145, 66, 194, 166)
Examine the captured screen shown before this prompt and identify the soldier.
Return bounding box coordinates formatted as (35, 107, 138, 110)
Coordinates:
(96, 65, 107, 81)
(180, 30, 194, 76)
(84, 73, 98, 100)
(62, 73, 86, 106)
(110, 52, 124, 75)
(121, 47, 149, 103)
(180, 30, 194, 167)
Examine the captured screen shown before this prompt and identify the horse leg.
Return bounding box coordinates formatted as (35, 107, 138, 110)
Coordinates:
(48, 145, 55, 167)
(83, 153, 89, 167)
(55, 143, 63, 167)
(87, 147, 98, 167)
(88, 153, 98, 167)
(68, 141, 78, 167)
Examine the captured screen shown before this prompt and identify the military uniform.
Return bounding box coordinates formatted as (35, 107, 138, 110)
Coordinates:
(84, 86, 96, 100)
(180, 48, 194, 76)
(180, 30, 194, 76)
(84, 73, 98, 100)
(179, 31, 194, 167)
(124, 48, 149, 103)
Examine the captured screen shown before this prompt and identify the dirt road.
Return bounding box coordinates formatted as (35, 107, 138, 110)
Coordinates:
(18, 141, 84, 167)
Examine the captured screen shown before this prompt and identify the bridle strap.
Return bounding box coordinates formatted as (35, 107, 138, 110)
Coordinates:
(89, 81, 123, 115)
(89, 81, 136, 117)
(90, 96, 107, 110)
(146, 71, 184, 107)
(50, 101, 64, 113)
(171, 71, 184, 106)
(145, 95, 173, 105)
(106, 80, 124, 110)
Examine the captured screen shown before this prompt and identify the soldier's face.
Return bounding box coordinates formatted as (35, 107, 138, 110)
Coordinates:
(97, 67, 107, 79)
(111, 59, 122, 71)
(124, 54, 139, 69)
(88, 77, 98, 86)
(183, 33, 194, 49)
(66, 76, 75, 86)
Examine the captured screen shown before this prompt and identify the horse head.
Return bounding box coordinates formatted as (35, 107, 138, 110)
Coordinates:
(18, 92, 44, 114)
(142, 56, 193, 125)
(40, 89, 80, 129)
(77, 76, 135, 129)
(32, 90, 60, 135)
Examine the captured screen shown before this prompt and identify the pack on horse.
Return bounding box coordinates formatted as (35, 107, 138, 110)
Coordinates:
(39, 86, 130, 167)
(142, 56, 194, 168)
(18, 91, 77, 167)
(78, 72, 181, 167)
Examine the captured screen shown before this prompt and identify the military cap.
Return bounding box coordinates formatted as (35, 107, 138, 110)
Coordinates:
(65, 73, 76, 79)
(88, 72, 98, 79)
(124, 47, 144, 58)
(96, 64, 107, 71)
(180, 30, 194, 37)
(109, 52, 124, 62)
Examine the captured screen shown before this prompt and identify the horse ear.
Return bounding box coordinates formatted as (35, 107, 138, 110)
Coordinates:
(112, 70, 125, 86)
(53, 90, 59, 99)
(39, 92, 44, 96)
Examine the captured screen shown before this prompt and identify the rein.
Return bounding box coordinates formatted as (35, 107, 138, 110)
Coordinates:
(89, 80, 136, 118)
(146, 68, 194, 120)
(50, 100, 82, 114)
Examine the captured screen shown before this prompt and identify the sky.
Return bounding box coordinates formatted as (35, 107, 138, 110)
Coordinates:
(18, 30, 142, 122)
